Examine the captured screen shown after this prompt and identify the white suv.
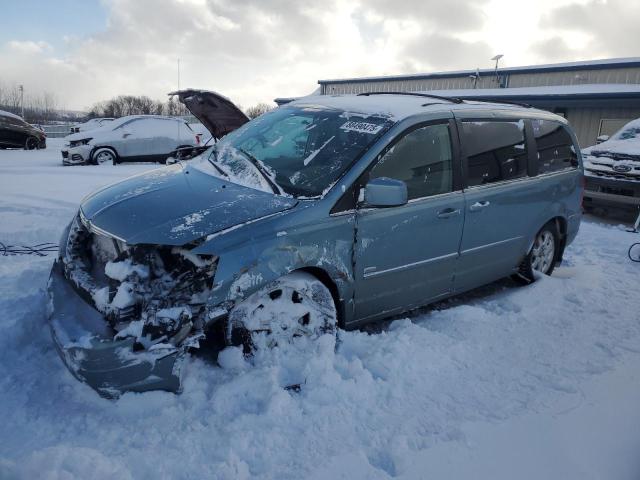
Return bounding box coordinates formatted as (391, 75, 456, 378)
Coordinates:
(62, 115, 199, 165)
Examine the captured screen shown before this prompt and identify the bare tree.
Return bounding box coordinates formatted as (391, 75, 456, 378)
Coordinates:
(245, 103, 274, 119)
(0, 81, 60, 123)
(89, 95, 188, 118)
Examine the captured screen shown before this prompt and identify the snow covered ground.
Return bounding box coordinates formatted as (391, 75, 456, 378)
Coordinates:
(1, 140, 640, 479)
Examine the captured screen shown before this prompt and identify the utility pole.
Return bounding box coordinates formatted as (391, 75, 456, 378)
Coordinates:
(19, 84, 24, 118)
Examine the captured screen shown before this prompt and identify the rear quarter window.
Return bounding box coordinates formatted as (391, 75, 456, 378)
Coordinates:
(531, 120, 578, 174)
(461, 120, 528, 187)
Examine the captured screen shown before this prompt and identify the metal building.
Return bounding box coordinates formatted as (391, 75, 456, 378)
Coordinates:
(316, 58, 640, 147)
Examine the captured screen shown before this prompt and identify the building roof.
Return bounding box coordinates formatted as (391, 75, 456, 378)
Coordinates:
(318, 57, 640, 85)
(420, 84, 640, 101)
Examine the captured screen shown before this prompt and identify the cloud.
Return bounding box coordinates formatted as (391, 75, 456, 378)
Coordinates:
(3, 0, 624, 112)
(364, 0, 490, 32)
(7, 40, 52, 54)
(401, 34, 493, 72)
(529, 36, 577, 63)
(535, 0, 640, 58)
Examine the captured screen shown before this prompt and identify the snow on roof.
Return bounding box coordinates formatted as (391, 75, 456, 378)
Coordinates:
(288, 93, 536, 122)
(319, 57, 640, 85)
(288, 94, 447, 120)
(0, 109, 24, 121)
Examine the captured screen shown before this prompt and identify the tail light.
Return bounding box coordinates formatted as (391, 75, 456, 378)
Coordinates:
(195, 134, 202, 145)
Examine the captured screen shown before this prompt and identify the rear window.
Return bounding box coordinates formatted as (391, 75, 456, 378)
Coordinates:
(461, 121, 528, 186)
(531, 120, 578, 174)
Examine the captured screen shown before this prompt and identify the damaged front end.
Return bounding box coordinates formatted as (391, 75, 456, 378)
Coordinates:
(48, 213, 217, 397)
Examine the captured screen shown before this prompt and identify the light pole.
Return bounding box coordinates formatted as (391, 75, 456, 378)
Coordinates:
(19, 84, 24, 118)
(491, 54, 503, 86)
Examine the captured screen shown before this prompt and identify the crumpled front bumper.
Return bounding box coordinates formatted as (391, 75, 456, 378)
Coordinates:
(47, 260, 185, 398)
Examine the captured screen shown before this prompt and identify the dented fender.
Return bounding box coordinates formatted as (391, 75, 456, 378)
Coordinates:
(192, 206, 357, 323)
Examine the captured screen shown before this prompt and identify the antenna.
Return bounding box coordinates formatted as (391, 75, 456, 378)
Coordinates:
(177, 58, 181, 139)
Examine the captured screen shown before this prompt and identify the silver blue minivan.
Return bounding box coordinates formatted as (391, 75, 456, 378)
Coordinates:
(48, 91, 583, 397)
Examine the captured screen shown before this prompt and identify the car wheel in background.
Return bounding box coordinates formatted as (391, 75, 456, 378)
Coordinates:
(513, 222, 560, 285)
(92, 148, 117, 165)
(24, 137, 38, 150)
(227, 272, 337, 356)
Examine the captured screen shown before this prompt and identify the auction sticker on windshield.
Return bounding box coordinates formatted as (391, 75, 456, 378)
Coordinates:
(340, 121, 383, 135)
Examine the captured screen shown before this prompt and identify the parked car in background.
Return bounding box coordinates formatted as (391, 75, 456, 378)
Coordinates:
(582, 118, 640, 211)
(69, 117, 114, 134)
(48, 93, 583, 397)
(61, 115, 200, 165)
(0, 109, 47, 149)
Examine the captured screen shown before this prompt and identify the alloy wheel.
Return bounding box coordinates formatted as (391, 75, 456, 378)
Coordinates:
(530, 230, 555, 274)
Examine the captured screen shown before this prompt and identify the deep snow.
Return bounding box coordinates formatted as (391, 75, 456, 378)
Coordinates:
(1, 140, 640, 479)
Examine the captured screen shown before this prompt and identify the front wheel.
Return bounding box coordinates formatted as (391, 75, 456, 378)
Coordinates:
(513, 223, 560, 284)
(24, 137, 38, 150)
(227, 272, 337, 356)
(92, 148, 117, 165)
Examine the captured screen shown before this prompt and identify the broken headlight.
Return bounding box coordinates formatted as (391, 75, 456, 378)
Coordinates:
(62, 214, 217, 348)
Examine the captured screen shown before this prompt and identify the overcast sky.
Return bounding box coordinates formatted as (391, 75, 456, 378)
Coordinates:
(1, 0, 638, 111)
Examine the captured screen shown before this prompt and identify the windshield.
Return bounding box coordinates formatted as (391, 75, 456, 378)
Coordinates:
(192, 105, 394, 197)
(612, 121, 640, 141)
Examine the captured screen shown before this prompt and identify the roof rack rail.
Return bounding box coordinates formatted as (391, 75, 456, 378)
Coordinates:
(462, 97, 533, 108)
(357, 91, 464, 104)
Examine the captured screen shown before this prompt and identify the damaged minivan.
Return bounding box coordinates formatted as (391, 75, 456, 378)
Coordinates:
(48, 90, 583, 397)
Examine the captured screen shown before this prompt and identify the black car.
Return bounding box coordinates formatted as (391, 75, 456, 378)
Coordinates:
(0, 110, 47, 149)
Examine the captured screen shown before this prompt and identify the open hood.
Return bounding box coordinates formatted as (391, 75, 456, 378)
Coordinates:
(169, 89, 249, 140)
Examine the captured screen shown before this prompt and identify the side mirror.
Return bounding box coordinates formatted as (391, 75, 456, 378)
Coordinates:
(364, 177, 408, 207)
(596, 135, 609, 144)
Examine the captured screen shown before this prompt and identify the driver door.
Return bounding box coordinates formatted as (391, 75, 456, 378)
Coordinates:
(353, 121, 465, 322)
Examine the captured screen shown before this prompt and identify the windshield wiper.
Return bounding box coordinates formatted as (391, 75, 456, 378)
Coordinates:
(207, 149, 231, 179)
(236, 147, 284, 195)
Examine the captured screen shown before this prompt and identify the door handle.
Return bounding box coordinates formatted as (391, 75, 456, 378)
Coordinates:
(469, 201, 490, 212)
(436, 208, 461, 219)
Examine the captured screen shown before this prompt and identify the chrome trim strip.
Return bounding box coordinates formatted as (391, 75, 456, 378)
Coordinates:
(407, 190, 464, 204)
(465, 176, 536, 191)
(461, 235, 523, 255)
(363, 251, 458, 279)
(79, 209, 127, 243)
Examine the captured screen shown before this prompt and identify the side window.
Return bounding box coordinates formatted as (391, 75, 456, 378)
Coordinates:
(369, 123, 453, 200)
(531, 120, 578, 174)
(462, 121, 528, 186)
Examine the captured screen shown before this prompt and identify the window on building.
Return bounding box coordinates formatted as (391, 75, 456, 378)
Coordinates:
(531, 120, 578, 174)
(369, 123, 453, 200)
(461, 121, 528, 186)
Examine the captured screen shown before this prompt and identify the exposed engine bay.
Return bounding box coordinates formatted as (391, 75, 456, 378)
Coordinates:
(62, 214, 217, 350)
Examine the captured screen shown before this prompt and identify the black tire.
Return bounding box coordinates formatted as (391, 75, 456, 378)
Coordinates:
(513, 222, 560, 285)
(92, 148, 117, 166)
(24, 137, 38, 150)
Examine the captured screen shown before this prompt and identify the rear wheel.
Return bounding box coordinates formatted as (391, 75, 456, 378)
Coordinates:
(92, 148, 117, 165)
(513, 222, 560, 285)
(24, 137, 38, 150)
(227, 272, 337, 356)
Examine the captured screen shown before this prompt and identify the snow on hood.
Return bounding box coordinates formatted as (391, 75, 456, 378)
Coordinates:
(583, 118, 640, 160)
(79, 164, 297, 246)
(169, 89, 249, 140)
(583, 138, 640, 159)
